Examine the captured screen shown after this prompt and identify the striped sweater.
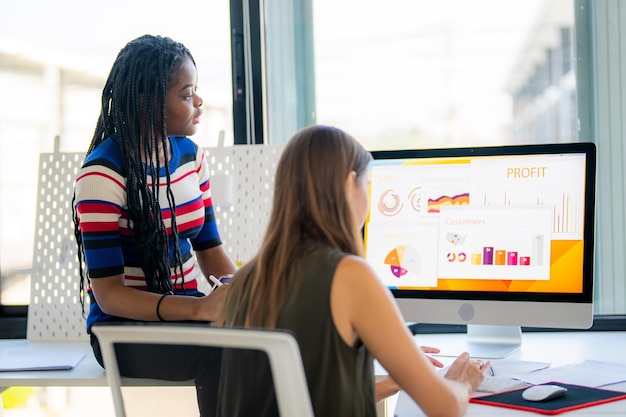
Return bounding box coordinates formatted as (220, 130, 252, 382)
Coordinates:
(74, 135, 222, 329)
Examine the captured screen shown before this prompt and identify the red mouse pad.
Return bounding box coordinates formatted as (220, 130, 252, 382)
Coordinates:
(470, 382, 626, 415)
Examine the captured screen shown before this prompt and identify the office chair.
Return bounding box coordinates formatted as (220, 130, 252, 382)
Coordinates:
(92, 324, 315, 417)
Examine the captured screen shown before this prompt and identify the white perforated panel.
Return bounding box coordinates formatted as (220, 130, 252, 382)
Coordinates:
(207, 145, 284, 266)
(27, 145, 283, 342)
(28, 152, 88, 341)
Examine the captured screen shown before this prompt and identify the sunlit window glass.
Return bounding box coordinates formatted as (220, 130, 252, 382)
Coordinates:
(312, 0, 575, 151)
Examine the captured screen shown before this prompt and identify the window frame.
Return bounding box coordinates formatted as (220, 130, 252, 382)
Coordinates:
(231, 0, 264, 144)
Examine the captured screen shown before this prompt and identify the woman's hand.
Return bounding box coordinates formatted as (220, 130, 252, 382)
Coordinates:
(420, 345, 444, 368)
(444, 352, 489, 393)
(198, 284, 230, 321)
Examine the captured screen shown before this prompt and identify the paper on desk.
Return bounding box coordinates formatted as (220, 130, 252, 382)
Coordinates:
(522, 360, 626, 387)
(0, 350, 85, 372)
(436, 360, 550, 379)
(491, 360, 551, 377)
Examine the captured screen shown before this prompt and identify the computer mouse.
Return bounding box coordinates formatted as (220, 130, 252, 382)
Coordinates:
(522, 384, 568, 402)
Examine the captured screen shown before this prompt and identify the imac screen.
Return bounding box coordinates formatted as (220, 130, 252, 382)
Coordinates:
(364, 142, 596, 357)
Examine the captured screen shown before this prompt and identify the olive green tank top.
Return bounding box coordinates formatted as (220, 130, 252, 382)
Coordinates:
(217, 245, 376, 417)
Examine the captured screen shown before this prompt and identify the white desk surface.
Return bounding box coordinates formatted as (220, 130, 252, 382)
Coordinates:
(0, 339, 190, 388)
(393, 331, 626, 416)
(2, 331, 625, 416)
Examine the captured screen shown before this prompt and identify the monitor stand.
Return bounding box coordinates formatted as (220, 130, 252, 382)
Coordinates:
(433, 325, 522, 359)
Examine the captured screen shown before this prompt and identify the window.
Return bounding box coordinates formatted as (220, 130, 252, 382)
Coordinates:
(310, 0, 574, 149)
(260, 0, 626, 321)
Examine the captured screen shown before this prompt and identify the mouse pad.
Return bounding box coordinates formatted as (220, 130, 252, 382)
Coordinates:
(470, 382, 626, 415)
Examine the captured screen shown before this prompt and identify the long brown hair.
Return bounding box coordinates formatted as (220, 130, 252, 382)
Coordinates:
(221, 125, 372, 328)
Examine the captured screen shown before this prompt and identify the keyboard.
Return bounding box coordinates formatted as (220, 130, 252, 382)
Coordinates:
(476, 376, 528, 393)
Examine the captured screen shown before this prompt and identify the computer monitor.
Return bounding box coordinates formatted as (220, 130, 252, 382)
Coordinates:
(364, 142, 596, 358)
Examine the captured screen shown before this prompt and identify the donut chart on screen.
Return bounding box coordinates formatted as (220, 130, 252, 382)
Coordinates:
(384, 245, 422, 278)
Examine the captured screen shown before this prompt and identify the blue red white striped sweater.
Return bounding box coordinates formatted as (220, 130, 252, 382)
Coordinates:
(74, 135, 222, 330)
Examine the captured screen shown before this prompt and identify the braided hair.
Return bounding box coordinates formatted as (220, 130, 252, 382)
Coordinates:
(73, 35, 194, 314)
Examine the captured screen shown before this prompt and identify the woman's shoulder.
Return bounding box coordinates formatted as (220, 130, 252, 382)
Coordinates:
(336, 254, 375, 277)
(302, 246, 376, 288)
(333, 254, 385, 296)
(82, 137, 124, 172)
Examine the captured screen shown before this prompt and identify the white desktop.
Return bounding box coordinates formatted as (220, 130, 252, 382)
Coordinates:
(390, 330, 626, 416)
(364, 142, 597, 359)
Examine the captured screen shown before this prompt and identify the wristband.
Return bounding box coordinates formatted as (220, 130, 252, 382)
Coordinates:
(156, 291, 173, 321)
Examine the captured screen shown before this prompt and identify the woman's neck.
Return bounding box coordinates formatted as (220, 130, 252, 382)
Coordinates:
(142, 137, 171, 166)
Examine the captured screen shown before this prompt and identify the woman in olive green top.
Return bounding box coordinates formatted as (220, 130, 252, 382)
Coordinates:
(217, 125, 489, 417)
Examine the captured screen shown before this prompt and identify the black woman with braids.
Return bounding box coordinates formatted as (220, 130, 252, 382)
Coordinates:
(72, 34, 237, 415)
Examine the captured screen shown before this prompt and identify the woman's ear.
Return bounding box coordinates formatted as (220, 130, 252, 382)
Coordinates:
(345, 170, 358, 191)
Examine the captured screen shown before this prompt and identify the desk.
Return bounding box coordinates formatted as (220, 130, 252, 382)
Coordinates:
(3, 332, 624, 416)
(0, 340, 205, 417)
(0, 339, 194, 416)
(0, 339, 192, 388)
(0, 340, 386, 417)
(393, 331, 626, 416)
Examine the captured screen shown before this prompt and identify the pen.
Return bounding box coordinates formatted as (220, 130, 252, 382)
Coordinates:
(208, 275, 223, 287)
(489, 365, 495, 376)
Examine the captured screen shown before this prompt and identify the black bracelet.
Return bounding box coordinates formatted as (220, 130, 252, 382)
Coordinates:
(156, 291, 173, 322)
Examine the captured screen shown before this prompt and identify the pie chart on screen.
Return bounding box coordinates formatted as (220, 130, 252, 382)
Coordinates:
(384, 245, 422, 278)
